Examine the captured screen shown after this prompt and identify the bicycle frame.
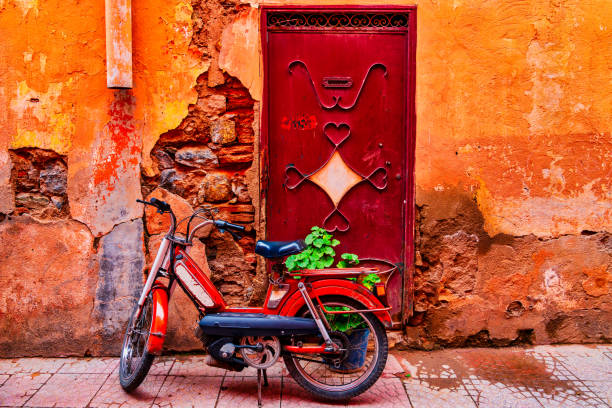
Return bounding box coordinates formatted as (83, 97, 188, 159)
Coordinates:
(134, 202, 392, 355)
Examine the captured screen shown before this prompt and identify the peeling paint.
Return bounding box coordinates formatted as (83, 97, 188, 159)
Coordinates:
(9, 81, 73, 155)
(219, 7, 262, 101)
(134, 0, 210, 177)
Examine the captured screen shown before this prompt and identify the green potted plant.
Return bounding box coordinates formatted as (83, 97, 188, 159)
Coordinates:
(285, 226, 382, 372)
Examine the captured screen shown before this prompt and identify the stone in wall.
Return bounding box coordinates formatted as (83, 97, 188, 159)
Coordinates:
(9, 148, 69, 219)
(92, 219, 145, 355)
(231, 174, 251, 203)
(175, 146, 219, 168)
(0, 150, 14, 215)
(210, 118, 236, 145)
(207, 229, 255, 305)
(142, 72, 257, 314)
(145, 187, 203, 236)
(0, 217, 97, 357)
(199, 173, 232, 203)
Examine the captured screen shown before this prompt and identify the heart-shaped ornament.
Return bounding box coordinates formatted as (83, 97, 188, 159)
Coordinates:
(284, 165, 306, 189)
(366, 167, 388, 190)
(323, 208, 350, 232)
(323, 123, 351, 147)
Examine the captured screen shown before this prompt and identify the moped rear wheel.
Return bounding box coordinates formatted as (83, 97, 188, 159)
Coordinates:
(282, 296, 388, 401)
(119, 295, 155, 392)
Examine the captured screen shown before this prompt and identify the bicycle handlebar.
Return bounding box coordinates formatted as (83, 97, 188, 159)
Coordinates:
(214, 220, 245, 232)
(137, 198, 176, 235)
(137, 199, 244, 240)
(137, 198, 171, 213)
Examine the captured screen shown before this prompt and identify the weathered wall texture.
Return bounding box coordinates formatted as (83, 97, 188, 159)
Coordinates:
(0, 0, 610, 356)
(410, 0, 612, 348)
(0, 0, 216, 356)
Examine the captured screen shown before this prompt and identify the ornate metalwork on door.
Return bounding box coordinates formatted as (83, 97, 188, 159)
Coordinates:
(267, 12, 409, 30)
(288, 61, 388, 110)
(285, 122, 388, 232)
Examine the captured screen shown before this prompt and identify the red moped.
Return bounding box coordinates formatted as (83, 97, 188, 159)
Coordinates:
(119, 198, 393, 403)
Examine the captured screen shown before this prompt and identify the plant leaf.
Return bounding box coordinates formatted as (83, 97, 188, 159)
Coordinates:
(322, 255, 334, 267)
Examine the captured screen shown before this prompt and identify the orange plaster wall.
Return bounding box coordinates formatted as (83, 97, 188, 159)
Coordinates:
(0, 0, 207, 236)
(3, 0, 609, 238)
(415, 0, 612, 237)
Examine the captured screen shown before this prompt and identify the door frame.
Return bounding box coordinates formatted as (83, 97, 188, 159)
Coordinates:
(260, 5, 417, 326)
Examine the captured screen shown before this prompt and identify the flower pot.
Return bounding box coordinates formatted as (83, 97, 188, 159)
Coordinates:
(329, 328, 370, 373)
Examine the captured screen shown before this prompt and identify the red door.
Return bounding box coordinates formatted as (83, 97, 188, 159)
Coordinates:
(262, 8, 416, 324)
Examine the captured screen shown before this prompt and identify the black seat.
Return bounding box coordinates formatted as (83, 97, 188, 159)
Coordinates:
(255, 239, 306, 258)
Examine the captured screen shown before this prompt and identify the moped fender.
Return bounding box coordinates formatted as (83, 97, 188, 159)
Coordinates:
(147, 282, 168, 355)
(279, 279, 393, 328)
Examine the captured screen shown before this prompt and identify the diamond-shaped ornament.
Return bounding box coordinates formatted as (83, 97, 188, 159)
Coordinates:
(308, 151, 363, 206)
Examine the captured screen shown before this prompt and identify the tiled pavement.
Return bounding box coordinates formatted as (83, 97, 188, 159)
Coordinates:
(0, 345, 610, 407)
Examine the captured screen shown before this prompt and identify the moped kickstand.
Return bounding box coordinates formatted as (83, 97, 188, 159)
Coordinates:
(256, 368, 269, 408)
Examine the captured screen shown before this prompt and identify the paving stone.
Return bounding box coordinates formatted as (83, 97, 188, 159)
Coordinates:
(0, 347, 610, 408)
(462, 347, 576, 382)
(25, 373, 108, 407)
(280, 378, 346, 408)
(350, 378, 410, 407)
(168, 355, 226, 376)
(396, 350, 461, 379)
(382, 354, 405, 378)
(546, 345, 612, 382)
(152, 375, 223, 408)
(223, 359, 286, 377)
(460, 377, 543, 408)
(403, 378, 476, 408)
(583, 381, 612, 407)
(216, 376, 281, 408)
(0, 358, 65, 374)
(531, 380, 609, 408)
(58, 357, 119, 374)
(522, 350, 573, 379)
(89, 373, 165, 408)
(0, 372, 50, 407)
(148, 356, 176, 375)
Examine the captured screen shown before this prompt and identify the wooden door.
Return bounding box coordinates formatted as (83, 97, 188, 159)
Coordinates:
(262, 8, 416, 324)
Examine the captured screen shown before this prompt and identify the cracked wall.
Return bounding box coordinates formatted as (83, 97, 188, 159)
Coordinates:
(0, 0, 211, 356)
(0, 0, 611, 357)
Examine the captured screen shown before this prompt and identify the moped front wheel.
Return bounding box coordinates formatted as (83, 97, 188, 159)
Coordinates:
(119, 295, 155, 392)
(282, 296, 388, 401)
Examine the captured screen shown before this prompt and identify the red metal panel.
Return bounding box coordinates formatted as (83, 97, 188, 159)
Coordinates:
(147, 284, 168, 355)
(262, 7, 416, 325)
